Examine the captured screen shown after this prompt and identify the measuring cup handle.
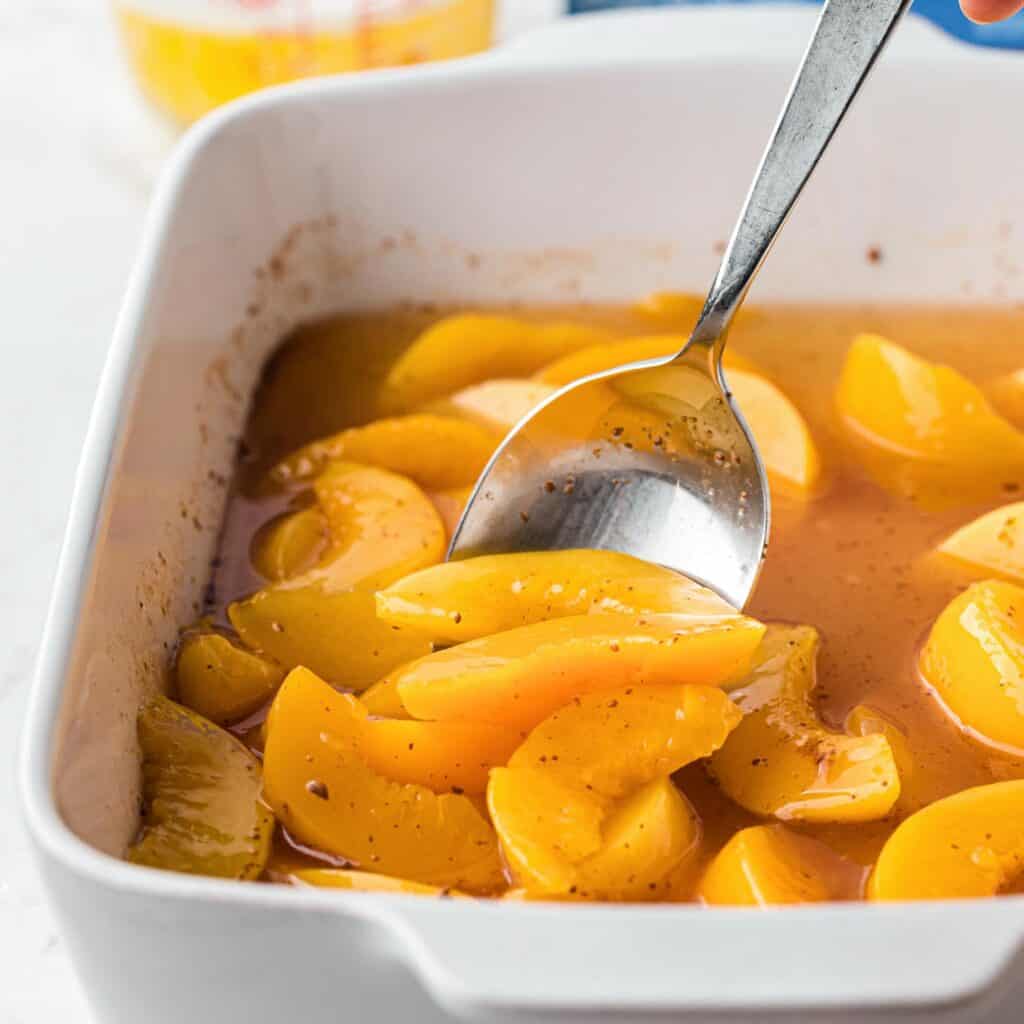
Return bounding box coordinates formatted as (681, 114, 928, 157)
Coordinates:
(686, 0, 912, 361)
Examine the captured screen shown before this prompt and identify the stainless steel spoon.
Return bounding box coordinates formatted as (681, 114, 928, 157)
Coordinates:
(450, 0, 911, 609)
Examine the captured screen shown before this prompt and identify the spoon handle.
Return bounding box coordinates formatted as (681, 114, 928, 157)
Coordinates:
(686, 0, 912, 358)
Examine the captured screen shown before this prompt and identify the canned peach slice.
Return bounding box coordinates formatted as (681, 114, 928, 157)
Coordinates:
(390, 612, 765, 731)
(128, 696, 274, 881)
(487, 685, 737, 897)
(231, 463, 443, 687)
(727, 370, 823, 494)
(251, 506, 329, 582)
(175, 631, 284, 725)
(263, 668, 503, 893)
(936, 502, 1024, 584)
(709, 626, 901, 823)
(920, 579, 1024, 753)
(837, 334, 1024, 504)
(376, 549, 737, 645)
(869, 780, 1024, 900)
(269, 414, 496, 490)
(699, 826, 862, 906)
(422, 378, 557, 435)
(379, 315, 615, 412)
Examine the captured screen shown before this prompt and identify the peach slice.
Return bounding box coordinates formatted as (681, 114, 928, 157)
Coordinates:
(423, 378, 557, 435)
(535, 335, 758, 387)
(920, 580, 1024, 752)
(869, 780, 1024, 900)
(836, 334, 1024, 503)
(699, 825, 862, 906)
(379, 314, 616, 412)
(230, 587, 432, 691)
(936, 502, 1024, 584)
(709, 626, 901, 822)
(360, 676, 409, 718)
(360, 717, 526, 795)
(987, 368, 1024, 428)
(845, 704, 920, 811)
(311, 462, 446, 590)
(292, 869, 470, 897)
(269, 414, 496, 490)
(376, 549, 737, 645)
(128, 696, 274, 880)
(629, 292, 762, 332)
(506, 682, 741, 798)
(575, 778, 701, 901)
(250, 506, 328, 582)
(728, 370, 823, 493)
(263, 668, 504, 892)
(175, 631, 285, 725)
(229, 463, 442, 687)
(487, 684, 737, 896)
(391, 612, 765, 730)
(535, 335, 686, 386)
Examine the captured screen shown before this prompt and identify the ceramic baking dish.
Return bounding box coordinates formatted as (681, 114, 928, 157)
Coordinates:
(20, 17, 1024, 1023)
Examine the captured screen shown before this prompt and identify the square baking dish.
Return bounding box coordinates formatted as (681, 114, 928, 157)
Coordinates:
(20, 31, 1024, 1024)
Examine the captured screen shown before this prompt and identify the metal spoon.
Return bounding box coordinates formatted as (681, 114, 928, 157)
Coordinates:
(450, 0, 911, 609)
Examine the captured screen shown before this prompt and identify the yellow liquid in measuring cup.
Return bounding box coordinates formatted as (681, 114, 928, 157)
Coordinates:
(115, 0, 495, 124)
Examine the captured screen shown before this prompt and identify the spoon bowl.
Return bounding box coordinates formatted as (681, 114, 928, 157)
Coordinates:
(451, 0, 911, 608)
(449, 346, 768, 610)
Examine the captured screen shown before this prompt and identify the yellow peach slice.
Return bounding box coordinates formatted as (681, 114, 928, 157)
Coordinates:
(920, 579, 1024, 752)
(312, 462, 446, 590)
(699, 825, 862, 906)
(629, 292, 762, 332)
(535, 335, 686, 386)
(709, 626, 900, 822)
(392, 612, 765, 730)
(360, 717, 526, 795)
(488, 767, 604, 893)
(987, 368, 1024, 428)
(488, 684, 737, 896)
(250, 506, 328, 582)
(728, 370, 823, 493)
(263, 668, 503, 892)
(229, 464, 442, 687)
(175, 631, 284, 725)
(360, 676, 410, 719)
(230, 587, 431, 691)
(845, 704, 920, 811)
(269, 414, 497, 490)
(836, 334, 1024, 502)
(128, 696, 274, 880)
(937, 502, 1024, 584)
(507, 683, 741, 799)
(423, 379, 557, 434)
(630, 291, 704, 328)
(869, 780, 1024, 900)
(535, 335, 759, 388)
(292, 869, 470, 897)
(380, 315, 616, 412)
(376, 549, 737, 645)
(575, 778, 700, 901)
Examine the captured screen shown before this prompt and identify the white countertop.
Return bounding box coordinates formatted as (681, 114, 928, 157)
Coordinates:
(0, 3, 560, 1021)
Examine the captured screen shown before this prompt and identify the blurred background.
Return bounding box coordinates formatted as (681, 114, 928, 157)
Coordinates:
(1, 0, 1020, 1020)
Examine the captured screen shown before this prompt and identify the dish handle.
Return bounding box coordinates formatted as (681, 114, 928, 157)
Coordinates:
(377, 900, 1024, 1019)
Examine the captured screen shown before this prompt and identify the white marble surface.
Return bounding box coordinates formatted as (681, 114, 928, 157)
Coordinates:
(0, 3, 561, 1021)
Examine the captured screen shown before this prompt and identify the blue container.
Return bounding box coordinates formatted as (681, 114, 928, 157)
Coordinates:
(568, 0, 1024, 49)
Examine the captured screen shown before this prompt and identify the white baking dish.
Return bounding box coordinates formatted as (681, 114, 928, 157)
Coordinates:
(20, 15, 1024, 1023)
